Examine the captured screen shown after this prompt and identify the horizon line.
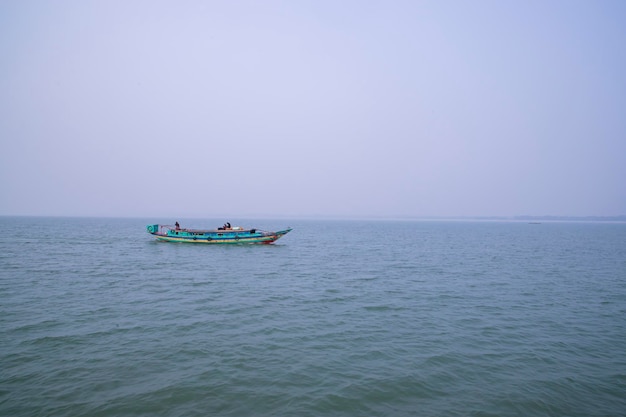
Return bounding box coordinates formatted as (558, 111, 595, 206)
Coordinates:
(1, 214, 625, 222)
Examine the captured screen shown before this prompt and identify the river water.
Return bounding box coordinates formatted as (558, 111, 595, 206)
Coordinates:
(1, 217, 625, 416)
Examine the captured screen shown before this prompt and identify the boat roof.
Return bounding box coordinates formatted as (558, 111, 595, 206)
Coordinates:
(162, 225, 250, 233)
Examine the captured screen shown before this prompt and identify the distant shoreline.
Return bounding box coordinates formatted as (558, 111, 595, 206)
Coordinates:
(369, 215, 626, 223)
(510, 215, 626, 222)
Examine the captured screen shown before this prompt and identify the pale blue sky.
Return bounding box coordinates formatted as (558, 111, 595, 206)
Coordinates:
(1, 0, 625, 218)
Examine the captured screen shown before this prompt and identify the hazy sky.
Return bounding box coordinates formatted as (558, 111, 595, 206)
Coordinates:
(1, 0, 625, 218)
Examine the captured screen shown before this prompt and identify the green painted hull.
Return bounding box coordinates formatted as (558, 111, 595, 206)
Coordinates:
(146, 224, 292, 244)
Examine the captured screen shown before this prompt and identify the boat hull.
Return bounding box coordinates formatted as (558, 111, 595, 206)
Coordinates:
(146, 224, 291, 244)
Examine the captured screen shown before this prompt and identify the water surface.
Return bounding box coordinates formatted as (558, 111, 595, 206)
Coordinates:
(1, 217, 625, 416)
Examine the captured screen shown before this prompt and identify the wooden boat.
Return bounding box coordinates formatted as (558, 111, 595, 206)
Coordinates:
(146, 223, 292, 244)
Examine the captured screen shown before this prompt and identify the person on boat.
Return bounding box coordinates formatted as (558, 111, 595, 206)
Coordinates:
(175, 221, 180, 230)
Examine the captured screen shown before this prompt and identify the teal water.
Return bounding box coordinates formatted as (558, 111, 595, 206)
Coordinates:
(1, 217, 625, 417)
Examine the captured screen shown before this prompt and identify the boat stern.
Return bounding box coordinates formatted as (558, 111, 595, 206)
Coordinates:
(146, 224, 159, 234)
